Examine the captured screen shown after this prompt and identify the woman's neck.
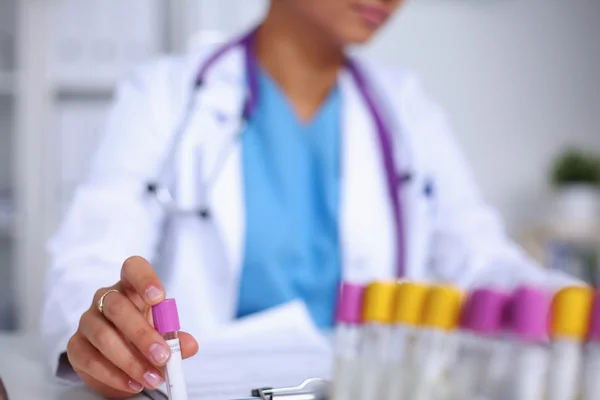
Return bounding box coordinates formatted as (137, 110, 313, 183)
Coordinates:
(256, 4, 345, 122)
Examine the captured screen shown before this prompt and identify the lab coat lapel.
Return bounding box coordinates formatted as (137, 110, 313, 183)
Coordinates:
(193, 47, 247, 283)
(354, 62, 428, 280)
(338, 70, 396, 283)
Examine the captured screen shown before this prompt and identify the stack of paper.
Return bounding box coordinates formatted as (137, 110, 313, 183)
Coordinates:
(180, 302, 332, 400)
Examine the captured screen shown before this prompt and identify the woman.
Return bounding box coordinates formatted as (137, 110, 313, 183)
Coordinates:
(41, 0, 577, 398)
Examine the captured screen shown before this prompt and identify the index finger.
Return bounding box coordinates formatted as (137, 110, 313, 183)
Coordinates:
(120, 256, 166, 306)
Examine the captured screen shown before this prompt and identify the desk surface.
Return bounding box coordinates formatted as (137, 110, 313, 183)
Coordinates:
(0, 334, 145, 400)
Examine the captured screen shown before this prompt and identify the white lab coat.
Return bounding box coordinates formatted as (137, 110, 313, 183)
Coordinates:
(41, 37, 577, 376)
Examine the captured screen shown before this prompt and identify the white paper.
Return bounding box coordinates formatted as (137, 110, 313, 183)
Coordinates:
(177, 302, 332, 400)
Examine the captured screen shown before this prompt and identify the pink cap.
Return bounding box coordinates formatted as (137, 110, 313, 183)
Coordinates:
(588, 291, 600, 342)
(461, 288, 510, 336)
(501, 296, 514, 331)
(511, 286, 550, 343)
(335, 283, 365, 325)
(152, 298, 181, 334)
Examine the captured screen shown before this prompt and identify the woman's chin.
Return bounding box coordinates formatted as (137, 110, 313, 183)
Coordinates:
(339, 25, 379, 46)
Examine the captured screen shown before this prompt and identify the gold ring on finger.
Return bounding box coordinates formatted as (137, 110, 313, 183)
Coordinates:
(97, 289, 120, 317)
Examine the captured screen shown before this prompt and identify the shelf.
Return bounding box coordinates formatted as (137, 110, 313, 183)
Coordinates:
(0, 72, 14, 96)
(53, 80, 116, 100)
(0, 194, 14, 239)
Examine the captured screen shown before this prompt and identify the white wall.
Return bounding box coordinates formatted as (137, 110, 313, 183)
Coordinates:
(361, 0, 600, 235)
(51, 99, 108, 219)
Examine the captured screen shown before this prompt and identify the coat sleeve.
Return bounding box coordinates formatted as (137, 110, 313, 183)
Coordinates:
(40, 59, 184, 379)
(397, 73, 582, 292)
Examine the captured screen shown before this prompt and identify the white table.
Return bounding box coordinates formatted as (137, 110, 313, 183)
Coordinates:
(0, 334, 146, 400)
(0, 323, 332, 399)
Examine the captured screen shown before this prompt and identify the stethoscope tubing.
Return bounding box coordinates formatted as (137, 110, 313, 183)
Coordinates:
(146, 28, 407, 277)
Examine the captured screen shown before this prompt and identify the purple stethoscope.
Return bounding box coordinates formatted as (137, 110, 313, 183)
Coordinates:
(146, 29, 407, 277)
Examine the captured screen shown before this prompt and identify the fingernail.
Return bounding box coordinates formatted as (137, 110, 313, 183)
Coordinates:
(146, 285, 163, 302)
(128, 380, 144, 392)
(149, 343, 170, 365)
(143, 371, 164, 388)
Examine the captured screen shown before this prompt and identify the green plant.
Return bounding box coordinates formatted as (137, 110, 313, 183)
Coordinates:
(551, 149, 600, 187)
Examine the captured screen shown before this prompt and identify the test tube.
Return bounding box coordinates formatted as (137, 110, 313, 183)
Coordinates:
(504, 286, 551, 400)
(356, 281, 396, 400)
(331, 282, 365, 400)
(547, 286, 593, 400)
(583, 291, 600, 400)
(411, 285, 462, 400)
(152, 298, 188, 400)
(384, 282, 429, 400)
(450, 288, 509, 400)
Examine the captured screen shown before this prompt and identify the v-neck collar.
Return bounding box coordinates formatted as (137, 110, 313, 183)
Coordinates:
(253, 63, 341, 128)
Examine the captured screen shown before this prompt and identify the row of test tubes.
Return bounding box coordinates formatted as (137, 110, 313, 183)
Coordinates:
(330, 281, 600, 400)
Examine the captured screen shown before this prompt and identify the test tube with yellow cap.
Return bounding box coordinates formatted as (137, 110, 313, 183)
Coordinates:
(356, 281, 397, 400)
(546, 286, 593, 400)
(412, 284, 463, 400)
(384, 281, 429, 400)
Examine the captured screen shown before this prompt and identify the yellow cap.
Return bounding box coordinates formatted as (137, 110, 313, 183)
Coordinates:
(362, 281, 397, 324)
(393, 282, 429, 325)
(550, 286, 593, 340)
(421, 285, 463, 330)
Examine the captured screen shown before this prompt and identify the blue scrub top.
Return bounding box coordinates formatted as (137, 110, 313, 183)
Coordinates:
(236, 66, 342, 329)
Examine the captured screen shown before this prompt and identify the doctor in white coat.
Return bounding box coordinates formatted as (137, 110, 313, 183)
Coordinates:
(41, 0, 577, 398)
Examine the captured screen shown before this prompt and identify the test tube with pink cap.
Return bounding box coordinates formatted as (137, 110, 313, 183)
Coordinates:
(331, 282, 365, 400)
(152, 298, 188, 400)
(504, 286, 551, 400)
(450, 288, 510, 400)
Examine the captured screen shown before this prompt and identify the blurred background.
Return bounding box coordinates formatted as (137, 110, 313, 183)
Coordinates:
(0, 0, 598, 334)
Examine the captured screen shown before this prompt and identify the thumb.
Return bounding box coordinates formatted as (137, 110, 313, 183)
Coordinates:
(178, 332, 199, 359)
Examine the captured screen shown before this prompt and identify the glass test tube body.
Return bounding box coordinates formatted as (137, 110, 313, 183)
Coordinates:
(546, 338, 583, 400)
(484, 334, 513, 400)
(384, 324, 418, 400)
(331, 323, 362, 400)
(503, 340, 549, 400)
(356, 323, 394, 400)
(450, 332, 495, 400)
(583, 342, 600, 399)
(411, 328, 456, 400)
(162, 331, 188, 400)
(452, 333, 511, 400)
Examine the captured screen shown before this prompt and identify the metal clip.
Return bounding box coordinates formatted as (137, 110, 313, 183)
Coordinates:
(252, 378, 329, 399)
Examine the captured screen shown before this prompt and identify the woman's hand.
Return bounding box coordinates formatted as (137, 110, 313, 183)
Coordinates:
(66, 256, 199, 398)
